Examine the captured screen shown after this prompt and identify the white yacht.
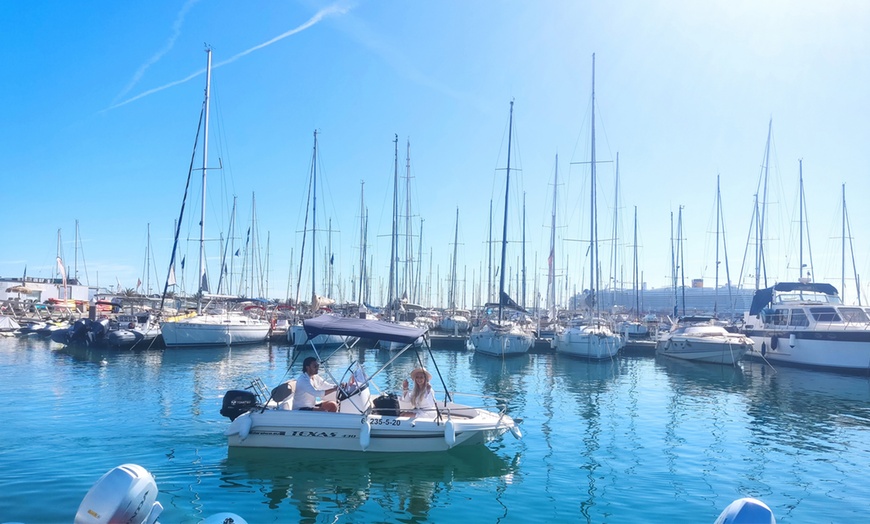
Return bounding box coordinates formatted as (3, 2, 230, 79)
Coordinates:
(741, 281, 870, 372)
(656, 316, 752, 365)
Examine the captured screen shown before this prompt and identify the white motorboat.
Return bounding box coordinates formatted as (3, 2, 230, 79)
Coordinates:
(555, 318, 624, 360)
(656, 316, 752, 365)
(221, 315, 522, 452)
(742, 281, 870, 372)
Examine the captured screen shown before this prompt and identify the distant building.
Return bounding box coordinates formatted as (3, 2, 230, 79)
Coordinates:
(580, 285, 756, 320)
(0, 276, 94, 303)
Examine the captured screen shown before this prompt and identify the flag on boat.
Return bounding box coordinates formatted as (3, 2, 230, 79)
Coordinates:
(167, 264, 177, 286)
(136, 278, 142, 290)
(181, 256, 185, 269)
(234, 249, 240, 257)
(547, 248, 554, 276)
(56, 257, 67, 284)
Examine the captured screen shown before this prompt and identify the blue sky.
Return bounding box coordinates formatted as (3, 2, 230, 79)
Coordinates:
(2, 0, 869, 308)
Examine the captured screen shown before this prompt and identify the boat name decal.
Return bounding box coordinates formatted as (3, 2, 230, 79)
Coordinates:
(288, 430, 339, 438)
(251, 430, 285, 436)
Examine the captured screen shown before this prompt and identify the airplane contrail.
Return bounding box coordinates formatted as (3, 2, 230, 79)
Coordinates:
(105, 3, 349, 112)
(113, 0, 201, 104)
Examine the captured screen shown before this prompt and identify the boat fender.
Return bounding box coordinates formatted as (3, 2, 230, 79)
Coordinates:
(760, 342, 766, 356)
(509, 424, 523, 440)
(360, 417, 371, 451)
(238, 414, 252, 441)
(770, 336, 778, 350)
(444, 419, 456, 448)
(789, 333, 796, 348)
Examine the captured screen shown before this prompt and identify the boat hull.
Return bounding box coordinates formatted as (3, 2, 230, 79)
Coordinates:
(656, 337, 750, 365)
(555, 327, 622, 360)
(226, 404, 515, 452)
(743, 330, 870, 371)
(161, 315, 269, 347)
(470, 325, 533, 356)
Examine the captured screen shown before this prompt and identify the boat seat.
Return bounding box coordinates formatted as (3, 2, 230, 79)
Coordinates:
(271, 381, 293, 403)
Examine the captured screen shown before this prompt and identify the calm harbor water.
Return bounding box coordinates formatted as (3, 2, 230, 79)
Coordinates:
(2, 335, 870, 523)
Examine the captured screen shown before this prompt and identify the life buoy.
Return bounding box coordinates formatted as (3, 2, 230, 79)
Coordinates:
(770, 336, 778, 350)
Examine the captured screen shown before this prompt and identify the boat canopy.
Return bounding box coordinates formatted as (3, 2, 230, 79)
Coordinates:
(303, 315, 426, 344)
(749, 282, 839, 316)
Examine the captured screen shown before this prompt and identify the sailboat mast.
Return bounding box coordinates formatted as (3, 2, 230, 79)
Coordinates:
(715, 175, 721, 317)
(757, 118, 772, 290)
(357, 181, 365, 305)
(404, 140, 413, 302)
(522, 192, 526, 309)
(450, 207, 459, 311)
(589, 53, 598, 311)
(679, 206, 686, 316)
(312, 130, 318, 306)
(498, 100, 514, 321)
(799, 159, 804, 280)
(488, 200, 493, 302)
(548, 155, 558, 320)
(633, 206, 639, 317)
(388, 134, 398, 317)
(612, 154, 619, 308)
(841, 181, 845, 299)
(197, 47, 212, 314)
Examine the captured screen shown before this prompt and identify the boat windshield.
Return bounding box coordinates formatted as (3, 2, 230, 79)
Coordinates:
(774, 291, 841, 305)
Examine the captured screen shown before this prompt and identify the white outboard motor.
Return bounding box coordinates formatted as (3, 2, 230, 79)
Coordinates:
(714, 497, 776, 524)
(74, 464, 163, 524)
(200, 513, 248, 524)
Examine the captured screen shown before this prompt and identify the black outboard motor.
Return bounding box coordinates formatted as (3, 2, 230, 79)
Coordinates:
(220, 390, 258, 421)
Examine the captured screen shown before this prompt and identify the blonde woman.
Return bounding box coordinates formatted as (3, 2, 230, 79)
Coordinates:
(401, 367, 436, 415)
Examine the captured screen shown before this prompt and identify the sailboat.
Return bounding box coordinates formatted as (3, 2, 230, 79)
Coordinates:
(160, 48, 270, 347)
(469, 101, 534, 357)
(554, 53, 624, 360)
(287, 130, 345, 350)
(439, 207, 470, 335)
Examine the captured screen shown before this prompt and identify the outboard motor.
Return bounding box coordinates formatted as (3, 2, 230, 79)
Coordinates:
(220, 390, 258, 421)
(74, 464, 163, 524)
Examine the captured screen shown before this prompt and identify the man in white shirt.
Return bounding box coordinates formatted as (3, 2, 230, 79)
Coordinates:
(292, 356, 341, 412)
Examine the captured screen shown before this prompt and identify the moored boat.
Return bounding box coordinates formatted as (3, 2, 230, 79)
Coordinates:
(221, 315, 521, 452)
(656, 316, 752, 365)
(741, 281, 870, 372)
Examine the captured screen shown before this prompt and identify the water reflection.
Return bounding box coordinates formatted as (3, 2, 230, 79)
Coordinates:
(469, 353, 530, 397)
(221, 447, 516, 522)
(742, 361, 870, 450)
(655, 355, 746, 395)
